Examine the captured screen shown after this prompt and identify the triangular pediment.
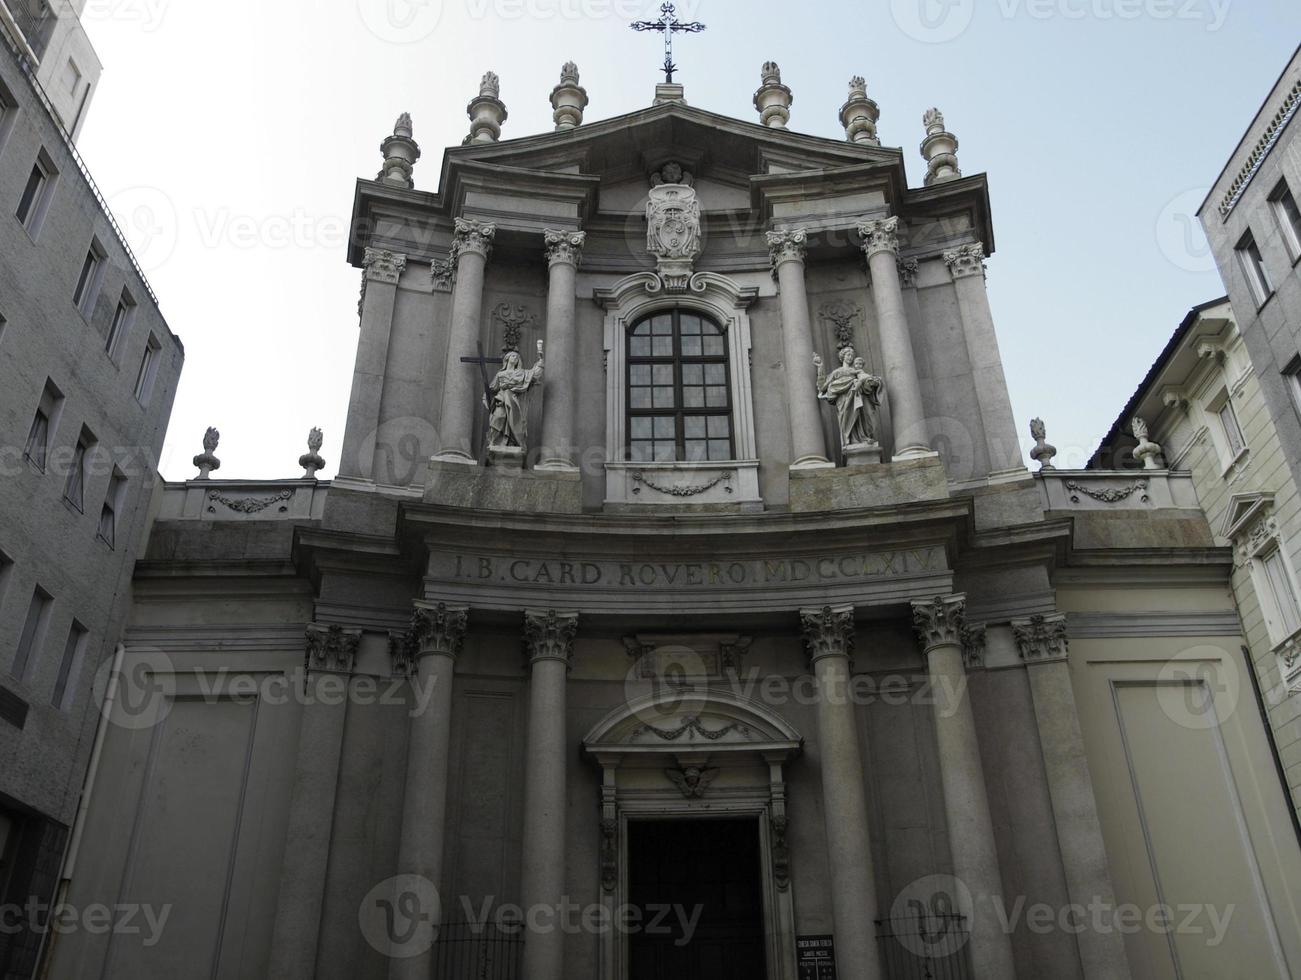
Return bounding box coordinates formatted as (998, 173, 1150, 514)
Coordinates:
(1220, 491, 1275, 540)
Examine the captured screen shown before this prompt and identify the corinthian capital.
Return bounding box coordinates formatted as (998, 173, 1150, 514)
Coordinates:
(410, 602, 469, 657)
(1011, 614, 1069, 664)
(524, 609, 579, 667)
(858, 216, 900, 260)
(305, 623, 362, 674)
(544, 229, 586, 268)
(363, 247, 407, 284)
(911, 595, 966, 652)
(766, 228, 809, 270)
(452, 217, 497, 262)
(943, 242, 986, 280)
(800, 605, 855, 664)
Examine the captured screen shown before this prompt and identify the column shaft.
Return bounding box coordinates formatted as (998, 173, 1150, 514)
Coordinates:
(538, 231, 584, 471)
(769, 229, 831, 469)
(389, 605, 467, 980)
(435, 219, 495, 464)
(803, 606, 883, 980)
(915, 597, 1015, 979)
(339, 249, 404, 479)
(860, 219, 930, 459)
(520, 610, 578, 980)
(946, 245, 1024, 475)
(1014, 617, 1131, 979)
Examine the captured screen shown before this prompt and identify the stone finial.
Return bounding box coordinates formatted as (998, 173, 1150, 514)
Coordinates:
(193, 427, 221, 480)
(1029, 418, 1057, 471)
(550, 61, 589, 131)
(379, 112, 421, 189)
(299, 427, 326, 479)
(921, 107, 961, 185)
(1130, 417, 1165, 471)
(840, 75, 880, 145)
(466, 71, 508, 144)
(753, 61, 793, 130)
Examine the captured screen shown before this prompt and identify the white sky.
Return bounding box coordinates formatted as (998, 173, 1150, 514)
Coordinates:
(73, 0, 1298, 481)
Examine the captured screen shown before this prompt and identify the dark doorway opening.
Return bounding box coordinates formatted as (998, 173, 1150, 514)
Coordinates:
(628, 817, 767, 980)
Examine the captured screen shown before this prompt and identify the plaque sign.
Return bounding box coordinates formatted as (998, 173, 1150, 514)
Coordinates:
(796, 935, 837, 980)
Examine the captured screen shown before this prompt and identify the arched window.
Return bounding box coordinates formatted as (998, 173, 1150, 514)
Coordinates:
(627, 310, 733, 462)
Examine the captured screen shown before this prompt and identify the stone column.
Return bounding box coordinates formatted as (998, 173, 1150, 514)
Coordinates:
(520, 609, 579, 980)
(268, 626, 361, 978)
(944, 244, 1025, 476)
(389, 603, 468, 980)
(859, 218, 931, 459)
(912, 596, 1015, 979)
(800, 606, 883, 980)
(434, 218, 496, 465)
(768, 229, 832, 470)
(537, 230, 585, 471)
(1012, 616, 1131, 979)
(340, 248, 405, 479)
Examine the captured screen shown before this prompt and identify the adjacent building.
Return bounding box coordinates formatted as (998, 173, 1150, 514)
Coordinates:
(43, 63, 1301, 980)
(0, 0, 100, 140)
(0, 10, 182, 979)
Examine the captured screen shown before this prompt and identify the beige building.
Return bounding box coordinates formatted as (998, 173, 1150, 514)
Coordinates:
(39, 64, 1301, 980)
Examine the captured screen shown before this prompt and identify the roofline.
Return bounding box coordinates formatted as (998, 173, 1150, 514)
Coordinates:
(1198, 42, 1301, 216)
(1089, 295, 1230, 465)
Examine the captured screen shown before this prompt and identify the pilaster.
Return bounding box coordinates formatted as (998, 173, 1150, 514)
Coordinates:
(340, 248, 406, 479)
(538, 230, 586, 472)
(768, 228, 832, 470)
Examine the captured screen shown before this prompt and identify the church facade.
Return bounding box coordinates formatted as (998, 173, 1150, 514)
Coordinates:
(45, 65, 1301, 980)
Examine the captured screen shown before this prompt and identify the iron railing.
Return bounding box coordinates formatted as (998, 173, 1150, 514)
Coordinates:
(875, 913, 973, 980)
(0, 9, 161, 307)
(432, 920, 523, 980)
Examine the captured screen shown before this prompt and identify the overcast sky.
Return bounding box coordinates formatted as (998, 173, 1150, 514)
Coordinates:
(75, 0, 1297, 480)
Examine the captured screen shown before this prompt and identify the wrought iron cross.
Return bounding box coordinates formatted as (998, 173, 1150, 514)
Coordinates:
(631, 2, 706, 84)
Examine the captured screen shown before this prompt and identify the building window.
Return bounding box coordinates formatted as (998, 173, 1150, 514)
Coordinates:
(134, 333, 161, 404)
(51, 621, 87, 710)
(627, 311, 733, 462)
(0, 548, 11, 606)
(0, 312, 7, 345)
(24, 379, 64, 471)
(72, 239, 106, 316)
(11, 587, 52, 683)
(1285, 359, 1301, 420)
(14, 150, 56, 237)
(0, 81, 16, 156)
(1271, 182, 1301, 262)
(62, 59, 81, 96)
(105, 290, 135, 357)
(98, 470, 126, 548)
(1260, 546, 1301, 642)
(63, 428, 95, 512)
(1217, 399, 1246, 458)
(1236, 232, 1274, 308)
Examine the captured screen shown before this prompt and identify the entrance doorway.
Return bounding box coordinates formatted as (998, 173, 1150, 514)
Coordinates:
(628, 818, 767, 980)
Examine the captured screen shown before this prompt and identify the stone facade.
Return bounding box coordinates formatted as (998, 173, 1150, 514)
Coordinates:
(41, 68, 1301, 980)
(0, 19, 181, 980)
(0, 0, 101, 140)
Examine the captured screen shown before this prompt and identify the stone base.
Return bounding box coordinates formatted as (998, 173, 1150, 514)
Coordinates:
(488, 444, 524, 470)
(789, 455, 949, 512)
(843, 443, 882, 467)
(424, 459, 583, 514)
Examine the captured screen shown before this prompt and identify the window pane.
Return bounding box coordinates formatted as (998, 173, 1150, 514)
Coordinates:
(1264, 552, 1301, 636)
(653, 417, 675, 439)
(680, 315, 702, 335)
(631, 417, 652, 439)
(633, 322, 651, 336)
(683, 387, 704, 407)
(1277, 189, 1301, 257)
(26, 411, 49, 468)
(706, 386, 728, 407)
(52, 623, 86, 709)
(630, 336, 651, 357)
(652, 443, 676, 462)
(73, 250, 96, 306)
(653, 387, 675, 408)
(630, 365, 651, 386)
(703, 335, 725, 357)
(16, 165, 44, 224)
(682, 365, 703, 386)
(652, 336, 673, 357)
(705, 364, 726, 385)
(708, 440, 730, 460)
(631, 441, 653, 461)
(685, 440, 708, 461)
(651, 315, 673, 335)
(653, 364, 674, 385)
(681, 336, 702, 357)
(707, 416, 731, 438)
(1219, 403, 1244, 455)
(64, 444, 85, 509)
(685, 417, 706, 439)
(630, 388, 651, 409)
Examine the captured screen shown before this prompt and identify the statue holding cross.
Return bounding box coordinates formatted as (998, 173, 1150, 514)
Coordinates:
(486, 340, 545, 457)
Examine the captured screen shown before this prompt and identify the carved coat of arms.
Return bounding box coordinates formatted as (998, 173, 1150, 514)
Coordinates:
(646, 166, 702, 291)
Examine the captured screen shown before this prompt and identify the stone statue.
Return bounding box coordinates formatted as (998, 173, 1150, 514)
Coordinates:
(299, 427, 326, 479)
(487, 341, 544, 453)
(1130, 416, 1165, 470)
(1029, 417, 1057, 471)
(814, 346, 883, 450)
(193, 426, 221, 480)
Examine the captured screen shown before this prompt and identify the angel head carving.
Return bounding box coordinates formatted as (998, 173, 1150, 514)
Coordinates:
(666, 766, 719, 799)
